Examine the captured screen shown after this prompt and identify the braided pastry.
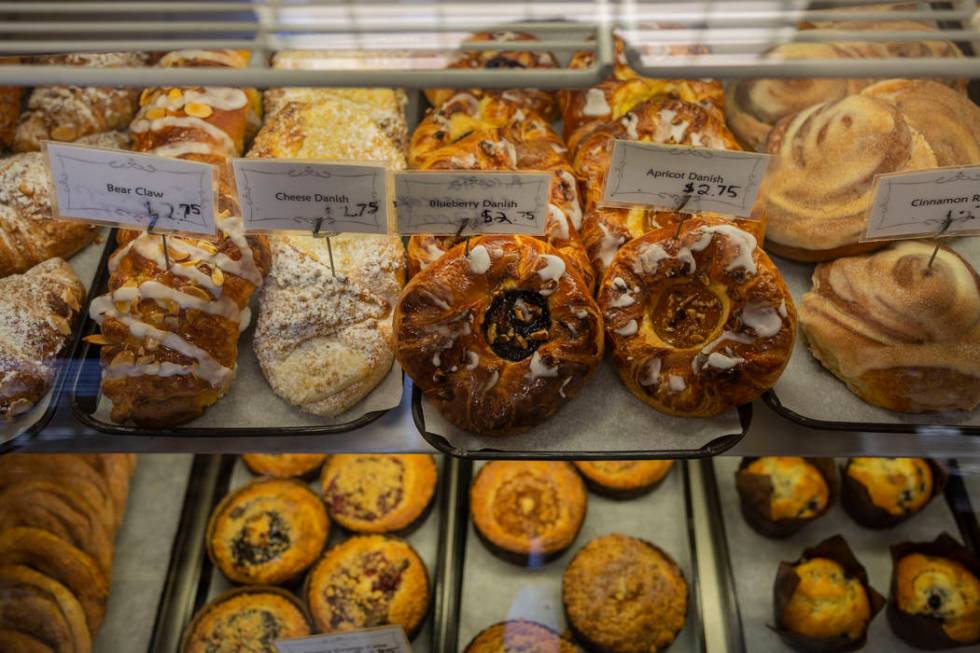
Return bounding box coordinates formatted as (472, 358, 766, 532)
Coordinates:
(395, 236, 603, 435)
(799, 241, 980, 413)
(762, 94, 938, 262)
(425, 31, 559, 118)
(598, 216, 795, 417)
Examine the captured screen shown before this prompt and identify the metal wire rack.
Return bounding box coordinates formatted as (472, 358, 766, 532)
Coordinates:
(0, 0, 975, 87)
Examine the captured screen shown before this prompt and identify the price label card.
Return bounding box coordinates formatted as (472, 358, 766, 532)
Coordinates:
(275, 625, 411, 653)
(601, 140, 770, 218)
(46, 142, 216, 235)
(232, 159, 390, 234)
(863, 165, 980, 241)
(394, 171, 549, 235)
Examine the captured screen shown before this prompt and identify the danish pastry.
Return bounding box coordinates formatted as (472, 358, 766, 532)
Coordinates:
(464, 620, 583, 652)
(181, 586, 312, 653)
(395, 236, 603, 435)
(799, 241, 980, 412)
(598, 216, 795, 417)
(241, 453, 327, 479)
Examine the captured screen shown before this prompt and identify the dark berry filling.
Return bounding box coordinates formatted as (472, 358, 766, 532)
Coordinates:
(483, 290, 551, 361)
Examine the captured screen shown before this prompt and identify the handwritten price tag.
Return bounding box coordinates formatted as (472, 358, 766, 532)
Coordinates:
(275, 625, 411, 653)
(232, 159, 390, 234)
(394, 171, 549, 235)
(601, 140, 770, 218)
(863, 165, 980, 241)
(45, 142, 216, 235)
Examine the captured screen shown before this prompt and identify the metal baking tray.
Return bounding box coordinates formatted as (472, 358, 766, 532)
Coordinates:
(0, 228, 110, 452)
(68, 229, 398, 437)
(149, 454, 459, 653)
(447, 460, 706, 653)
(703, 456, 980, 653)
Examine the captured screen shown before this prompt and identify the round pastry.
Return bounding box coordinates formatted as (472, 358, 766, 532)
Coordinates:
(0, 564, 91, 653)
(464, 620, 583, 652)
(305, 535, 430, 637)
(562, 533, 687, 653)
(320, 454, 438, 534)
(241, 453, 328, 479)
(469, 461, 587, 565)
(395, 236, 603, 435)
(762, 94, 938, 262)
(889, 534, 980, 648)
(842, 457, 943, 528)
(774, 535, 884, 652)
(426, 32, 559, 118)
(180, 586, 312, 653)
(207, 478, 329, 585)
(736, 457, 836, 538)
(799, 241, 980, 413)
(598, 216, 795, 417)
(572, 460, 674, 499)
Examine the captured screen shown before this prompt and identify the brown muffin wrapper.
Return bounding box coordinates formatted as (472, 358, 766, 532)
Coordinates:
(562, 537, 688, 653)
(576, 467, 672, 501)
(771, 534, 886, 653)
(887, 533, 980, 650)
(841, 459, 949, 529)
(736, 458, 839, 539)
(473, 516, 582, 568)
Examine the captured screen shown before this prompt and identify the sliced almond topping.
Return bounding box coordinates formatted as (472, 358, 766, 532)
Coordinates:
(84, 334, 110, 345)
(180, 285, 211, 301)
(198, 240, 219, 255)
(144, 337, 160, 351)
(210, 267, 225, 286)
(167, 88, 183, 102)
(185, 102, 213, 118)
(114, 301, 130, 314)
(168, 248, 190, 262)
(145, 107, 166, 121)
(110, 350, 136, 368)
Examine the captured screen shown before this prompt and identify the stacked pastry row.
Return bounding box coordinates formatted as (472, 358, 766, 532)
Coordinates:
(181, 453, 437, 653)
(0, 453, 136, 653)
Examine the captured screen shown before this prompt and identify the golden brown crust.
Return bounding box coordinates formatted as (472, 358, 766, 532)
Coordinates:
(573, 460, 674, 498)
(207, 478, 329, 586)
(464, 620, 584, 652)
(395, 236, 604, 435)
(470, 461, 587, 564)
(0, 564, 91, 653)
(0, 88, 21, 152)
(744, 457, 830, 521)
(598, 216, 795, 417)
(562, 534, 687, 653)
(781, 557, 873, 641)
(241, 453, 328, 479)
(305, 535, 430, 637)
(0, 630, 52, 653)
(320, 454, 438, 534)
(895, 553, 980, 645)
(181, 586, 312, 653)
(844, 457, 934, 518)
(76, 455, 132, 529)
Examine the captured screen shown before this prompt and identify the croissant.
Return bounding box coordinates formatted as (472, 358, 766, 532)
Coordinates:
(0, 153, 97, 278)
(14, 52, 147, 152)
(799, 241, 980, 412)
(0, 258, 84, 420)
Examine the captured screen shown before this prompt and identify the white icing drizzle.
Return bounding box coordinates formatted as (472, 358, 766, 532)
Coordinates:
(572, 307, 588, 319)
(483, 369, 499, 392)
(613, 319, 638, 336)
(597, 223, 626, 268)
(657, 108, 690, 142)
(608, 276, 637, 308)
(149, 141, 213, 158)
(690, 132, 704, 147)
(102, 361, 194, 380)
(432, 352, 441, 367)
(557, 170, 583, 230)
(548, 204, 569, 240)
(698, 225, 758, 276)
(464, 351, 479, 370)
(419, 288, 450, 310)
(633, 242, 670, 275)
(777, 299, 788, 319)
(537, 254, 566, 284)
(528, 351, 559, 379)
(559, 377, 572, 399)
(742, 302, 783, 338)
(705, 352, 745, 370)
(550, 143, 567, 155)
(109, 280, 239, 320)
(701, 330, 755, 355)
(668, 375, 687, 393)
(583, 88, 612, 116)
(466, 245, 491, 274)
(622, 112, 639, 140)
(184, 87, 248, 111)
(639, 357, 662, 386)
(131, 115, 237, 156)
(503, 140, 517, 166)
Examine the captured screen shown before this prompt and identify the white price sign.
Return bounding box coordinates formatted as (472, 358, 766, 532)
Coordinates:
(46, 142, 217, 235)
(601, 140, 770, 218)
(232, 159, 390, 234)
(275, 625, 411, 653)
(863, 165, 980, 241)
(394, 171, 549, 235)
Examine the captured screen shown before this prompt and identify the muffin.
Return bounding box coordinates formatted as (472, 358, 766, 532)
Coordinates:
(841, 458, 945, 529)
(207, 478, 329, 585)
(889, 533, 980, 649)
(241, 453, 328, 479)
(562, 533, 687, 653)
(470, 461, 587, 566)
(305, 535, 430, 638)
(181, 586, 311, 653)
(773, 535, 885, 652)
(465, 620, 584, 652)
(572, 460, 674, 499)
(736, 457, 837, 538)
(320, 454, 438, 534)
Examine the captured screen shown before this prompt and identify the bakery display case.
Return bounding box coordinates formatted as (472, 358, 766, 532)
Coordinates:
(0, 1, 979, 652)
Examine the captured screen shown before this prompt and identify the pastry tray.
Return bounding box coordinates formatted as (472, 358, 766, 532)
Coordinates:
(68, 229, 401, 437)
(412, 362, 750, 459)
(0, 229, 111, 452)
(763, 238, 980, 436)
(150, 454, 459, 653)
(447, 460, 706, 653)
(703, 456, 980, 653)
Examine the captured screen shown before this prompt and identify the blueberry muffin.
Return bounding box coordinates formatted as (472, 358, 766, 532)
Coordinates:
(842, 457, 942, 528)
(737, 457, 835, 538)
(562, 533, 687, 653)
(464, 620, 584, 652)
(572, 460, 674, 499)
(181, 586, 311, 653)
(320, 454, 437, 534)
(207, 478, 329, 585)
(305, 535, 430, 638)
(241, 453, 328, 479)
(470, 461, 587, 566)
